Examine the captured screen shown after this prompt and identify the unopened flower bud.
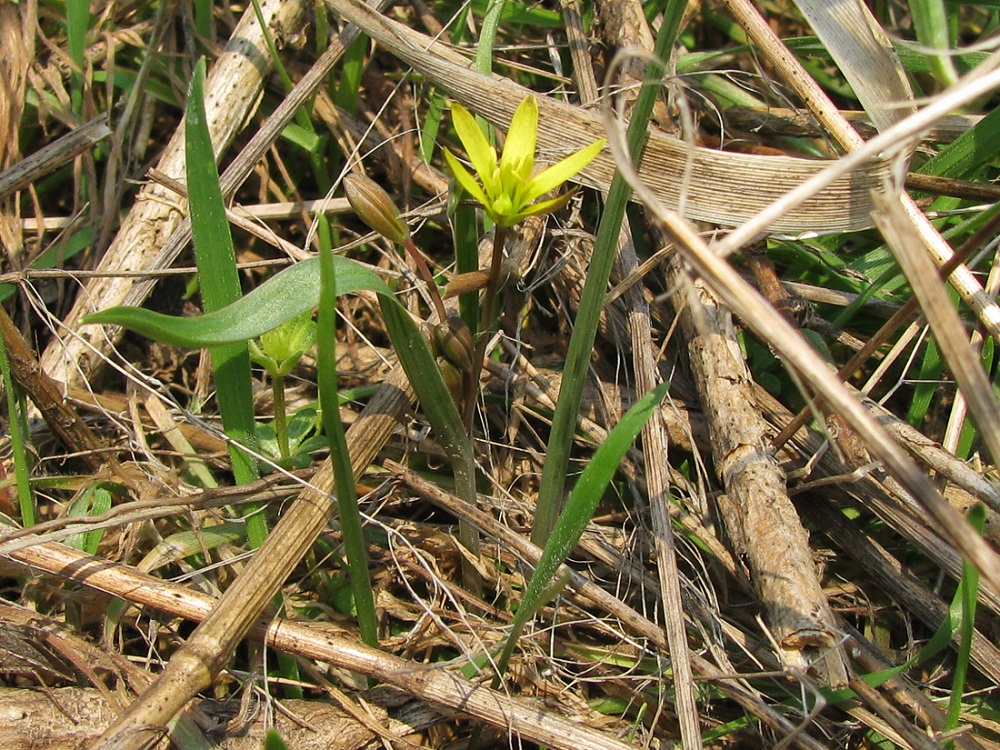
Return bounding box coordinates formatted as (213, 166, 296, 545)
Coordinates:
(437, 357, 465, 408)
(343, 173, 410, 244)
(434, 314, 474, 373)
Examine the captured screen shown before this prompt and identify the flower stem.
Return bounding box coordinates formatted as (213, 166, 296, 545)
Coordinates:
(463, 225, 508, 431)
(402, 237, 448, 323)
(272, 372, 289, 460)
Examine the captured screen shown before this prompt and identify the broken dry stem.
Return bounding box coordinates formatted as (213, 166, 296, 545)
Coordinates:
(671, 262, 847, 683)
(88, 366, 414, 749)
(11, 536, 636, 750)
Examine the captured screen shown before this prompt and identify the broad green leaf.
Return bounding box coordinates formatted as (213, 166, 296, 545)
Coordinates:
(83, 256, 391, 348)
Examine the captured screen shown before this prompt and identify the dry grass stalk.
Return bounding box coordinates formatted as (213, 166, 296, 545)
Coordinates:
(328, 0, 892, 234)
(569, 5, 702, 742)
(669, 263, 847, 683)
(397, 466, 834, 750)
(717, 0, 1000, 343)
(86, 365, 413, 749)
(871, 191, 1000, 476)
(0, 686, 430, 749)
(38, 0, 308, 388)
(0, 114, 110, 202)
(8, 534, 641, 750)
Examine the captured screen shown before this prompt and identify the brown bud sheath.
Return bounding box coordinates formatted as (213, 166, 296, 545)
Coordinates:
(343, 173, 410, 244)
(444, 270, 491, 298)
(434, 314, 474, 373)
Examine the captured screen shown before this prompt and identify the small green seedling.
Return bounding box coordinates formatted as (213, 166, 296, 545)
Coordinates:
(249, 311, 317, 461)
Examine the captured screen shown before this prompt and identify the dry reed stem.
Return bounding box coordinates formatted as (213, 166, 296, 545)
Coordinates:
(669, 264, 847, 683)
(328, 0, 892, 234)
(38, 0, 307, 388)
(396, 466, 835, 750)
(0, 114, 110, 201)
(0, 686, 424, 749)
(86, 365, 413, 749)
(577, 3, 702, 742)
(717, 0, 1000, 343)
(8, 537, 641, 750)
(806, 499, 1000, 687)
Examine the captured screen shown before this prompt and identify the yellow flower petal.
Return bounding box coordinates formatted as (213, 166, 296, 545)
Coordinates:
(506, 189, 577, 226)
(501, 95, 538, 186)
(521, 138, 605, 205)
(444, 149, 493, 210)
(450, 102, 499, 196)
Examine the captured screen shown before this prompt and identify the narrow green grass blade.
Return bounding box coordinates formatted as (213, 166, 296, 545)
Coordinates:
(185, 58, 264, 544)
(452, 202, 481, 335)
(918, 105, 1000, 179)
(193, 0, 213, 41)
(67, 0, 89, 113)
(532, 13, 678, 545)
(908, 0, 960, 87)
(906, 336, 943, 427)
(947, 503, 984, 734)
(334, 36, 367, 113)
(318, 234, 379, 649)
(379, 295, 482, 589)
(420, 93, 445, 164)
(0, 338, 34, 526)
(65, 486, 113, 554)
(497, 382, 668, 677)
(378, 302, 467, 459)
(475, 0, 507, 76)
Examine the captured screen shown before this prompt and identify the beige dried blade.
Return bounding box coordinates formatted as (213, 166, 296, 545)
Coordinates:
(871, 190, 1000, 471)
(0, 114, 111, 201)
(794, 0, 916, 133)
(328, 0, 890, 234)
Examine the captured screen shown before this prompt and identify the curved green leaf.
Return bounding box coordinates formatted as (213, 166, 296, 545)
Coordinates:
(497, 381, 668, 677)
(82, 256, 392, 348)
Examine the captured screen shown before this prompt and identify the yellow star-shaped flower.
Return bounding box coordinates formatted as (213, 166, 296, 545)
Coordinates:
(443, 95, 605, 227)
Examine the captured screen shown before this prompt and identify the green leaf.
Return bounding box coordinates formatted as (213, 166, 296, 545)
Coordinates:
(378, 298, 468, 461)
(498, 382, 668, 675)
(65, 486, 113, 554)
(318, 240, 379, 649)
(185, 56, 263, 542)
(83, 256, 392, 348)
